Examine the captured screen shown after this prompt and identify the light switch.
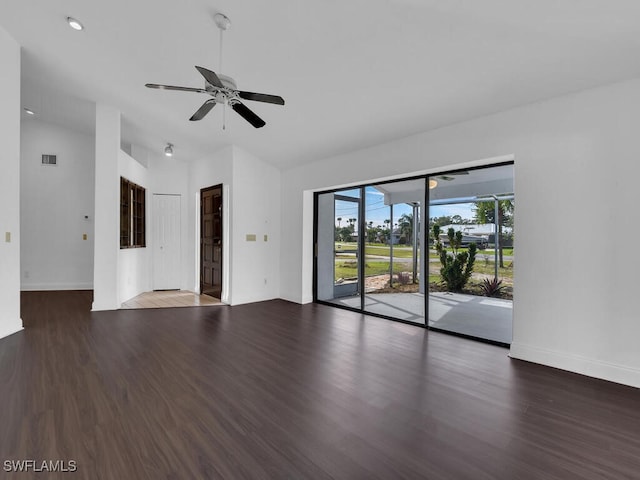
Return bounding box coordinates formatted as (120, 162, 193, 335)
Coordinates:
(263, 234, 268, 242)
(246, 234, 256, 242)
(5, 232, 10, 243)
(83, 234, 88, 240)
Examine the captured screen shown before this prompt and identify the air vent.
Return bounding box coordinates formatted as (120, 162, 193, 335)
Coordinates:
(42, 154, 57, 166)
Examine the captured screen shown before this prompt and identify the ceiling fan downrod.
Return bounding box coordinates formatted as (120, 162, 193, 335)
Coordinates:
(214, 13, 231, 129)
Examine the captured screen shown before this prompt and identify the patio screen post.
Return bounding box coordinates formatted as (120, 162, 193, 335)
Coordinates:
(389, 204, 394, 287)
(494, 196, 500, 280)
(412, 203, 419, 283)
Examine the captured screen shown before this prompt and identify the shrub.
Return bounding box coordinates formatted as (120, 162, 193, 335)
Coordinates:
(481, 277, 503, 297)
(397, 272, 411, 285)
(433, 226, 476, 292)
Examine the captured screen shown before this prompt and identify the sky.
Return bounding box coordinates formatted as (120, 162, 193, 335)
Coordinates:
(430, 203, 476, 222)
(332, 187, 476, 228)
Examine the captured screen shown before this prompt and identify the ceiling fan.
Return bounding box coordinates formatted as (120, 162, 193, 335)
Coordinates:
(436, 171, 469, 181)
(145, 14, 284, 129)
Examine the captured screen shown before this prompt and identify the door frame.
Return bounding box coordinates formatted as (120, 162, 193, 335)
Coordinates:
(199, 184, 223, 299)
(151, 193, 182, 291)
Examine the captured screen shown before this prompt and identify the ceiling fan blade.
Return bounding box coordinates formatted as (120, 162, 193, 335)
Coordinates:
(231, 102, 266, 128)
(189, 99, 217, 121)
(146, 83, 206, 93)
(237, 91, 285, 105)
(195, 66, 224, 88)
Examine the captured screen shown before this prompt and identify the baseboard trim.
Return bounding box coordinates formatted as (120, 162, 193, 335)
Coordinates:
(0, 323, 23, 340)
(510, 342, 640, 389)
(21, 283, 93, 291)
(91, 302, 119, 312)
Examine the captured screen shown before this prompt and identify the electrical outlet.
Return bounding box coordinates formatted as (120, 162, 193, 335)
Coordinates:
(263, 234, 268, 242)
(5, 232, 10, 243)
(83, 234, 87, 240)
(246, 234, 256, 242)
(264, 278, 267, 285)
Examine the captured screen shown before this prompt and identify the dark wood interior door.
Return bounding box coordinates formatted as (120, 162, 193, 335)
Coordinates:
(201, 185, 223, 298)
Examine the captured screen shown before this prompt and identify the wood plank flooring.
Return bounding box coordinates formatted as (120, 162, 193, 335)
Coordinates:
(1, 290, 639, 479)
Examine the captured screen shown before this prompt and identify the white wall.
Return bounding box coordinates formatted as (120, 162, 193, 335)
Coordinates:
(280, 77, 640, 388)
(20, 119, 95, 290)
(185, 145, 281, 306)
(148, 156, 190, 291)
(117, 150, 150, 303)
(188, 146, 233, 302)
(230, 146, 281, 305)
(0, 26, 22, 339)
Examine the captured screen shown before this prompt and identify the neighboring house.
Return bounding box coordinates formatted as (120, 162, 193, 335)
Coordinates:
(390, 228, 402, 245)
(438, 223, 513, 237)
(436, 223, 512, 247)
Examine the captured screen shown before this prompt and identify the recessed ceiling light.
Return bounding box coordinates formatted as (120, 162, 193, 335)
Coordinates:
(66, 17, 84, 31)
(23, 108, 35, 115)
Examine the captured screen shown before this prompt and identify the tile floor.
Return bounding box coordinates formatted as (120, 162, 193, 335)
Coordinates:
(120, 290, 222, 309)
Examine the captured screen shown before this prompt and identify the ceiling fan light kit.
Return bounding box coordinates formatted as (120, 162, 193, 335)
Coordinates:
(66, 16, 84, 31)
(214, 13, 231, 31)
(164, 143, 174, 157)
(145, 12, 284, 129)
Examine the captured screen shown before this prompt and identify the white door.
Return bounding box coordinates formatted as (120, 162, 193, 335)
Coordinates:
(152, 194, 181, 290)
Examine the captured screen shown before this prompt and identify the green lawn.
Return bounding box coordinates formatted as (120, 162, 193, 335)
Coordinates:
(473, 263, 513, 279)
(335, 242, 417, 258)
(334, 242, 514, 283)
(336, 242, 513, 258)
(429, 247, 513, 258)
(335, 260, 409, 280)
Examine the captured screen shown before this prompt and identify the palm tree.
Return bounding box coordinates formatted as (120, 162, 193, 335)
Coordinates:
(398, 213, 413, 245)
(382, 219, 391, 244)
(366, 221, 377, 243)
(336, 217, 342, 227)
(474, 199, 514, 267)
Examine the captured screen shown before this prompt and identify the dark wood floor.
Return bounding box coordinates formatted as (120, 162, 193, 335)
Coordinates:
(0, 292, 639, 479)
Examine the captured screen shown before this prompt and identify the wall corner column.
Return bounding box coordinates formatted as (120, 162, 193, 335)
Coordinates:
(92, 104, 121, 311)
(0, 27, 23, 338)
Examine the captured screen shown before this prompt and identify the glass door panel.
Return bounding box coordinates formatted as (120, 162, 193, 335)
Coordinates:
(363, 180, 425, 324)
(427, 165, 514, 344)
(316, 188, 362, 308)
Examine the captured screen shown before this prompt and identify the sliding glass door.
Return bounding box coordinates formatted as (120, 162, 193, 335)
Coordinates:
(314, 162, 514, 345)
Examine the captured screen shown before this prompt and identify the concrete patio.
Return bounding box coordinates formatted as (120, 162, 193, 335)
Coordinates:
(331, 291, 512, 344)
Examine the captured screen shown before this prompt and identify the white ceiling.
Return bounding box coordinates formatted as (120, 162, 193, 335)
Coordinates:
(3, 0, 640, 168)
